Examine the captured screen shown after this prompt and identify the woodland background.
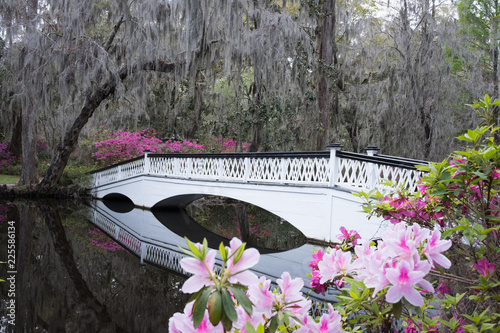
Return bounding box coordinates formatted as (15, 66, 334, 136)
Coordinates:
(0, 0, 497, 188)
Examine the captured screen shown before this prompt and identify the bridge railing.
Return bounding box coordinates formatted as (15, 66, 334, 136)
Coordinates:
(91, 145, 428, 192)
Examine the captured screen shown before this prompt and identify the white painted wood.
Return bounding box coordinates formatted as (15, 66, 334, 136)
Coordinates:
(90, 152, 422, 242)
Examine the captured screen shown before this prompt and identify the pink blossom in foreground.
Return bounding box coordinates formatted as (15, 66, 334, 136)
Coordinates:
(296, 304, 344, 333)
(423, 229, 452, 268)
(179, 247, 217, 293)
(385, 259, 427, 306)
(225, 238, 260, 286)
(318, 249, 354, 284)
(312, 224, 451, 307)
(168, 302, 224, 333)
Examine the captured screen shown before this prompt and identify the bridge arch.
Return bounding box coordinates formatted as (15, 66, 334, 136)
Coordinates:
(90, 149, 425, 242)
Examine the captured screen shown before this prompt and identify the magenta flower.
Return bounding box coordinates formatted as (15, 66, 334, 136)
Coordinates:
(474, 258, 496, 277)
(436, 280, 451, 296)
(385, 259, 426, 306)
(337, 227, 361, 246)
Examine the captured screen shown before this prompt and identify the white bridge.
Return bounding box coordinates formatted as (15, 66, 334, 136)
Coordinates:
(89, 145, 426, 243)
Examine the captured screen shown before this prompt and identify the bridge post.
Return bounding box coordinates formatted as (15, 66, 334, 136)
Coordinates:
(144, 150, 151, 175)
(243, 157, 250, 182)
(365, 146, 380, 189)
(140, 243, 147, 265)
(328, 143, 343, 187)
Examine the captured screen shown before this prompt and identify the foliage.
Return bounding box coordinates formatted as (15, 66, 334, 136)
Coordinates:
(355, 95, 500, 331)
(92, 129, 163, 166)
(170, 237, 344, 332)
(170, 97, 500, 332)
(0, 143, 16, 168)
(0, 203, 13, 225)
(91, 129, 253, 167)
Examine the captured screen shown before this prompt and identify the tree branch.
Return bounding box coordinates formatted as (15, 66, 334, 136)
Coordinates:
(103, 14, 125, 52)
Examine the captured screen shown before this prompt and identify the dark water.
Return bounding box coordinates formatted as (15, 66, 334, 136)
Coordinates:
(0, 199, 328, 333)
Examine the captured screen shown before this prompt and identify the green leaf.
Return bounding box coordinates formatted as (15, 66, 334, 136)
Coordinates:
(228, 286, 253, 316)
(245, 322, 256, 333)
(393, 301, 402, 319)
(268, 316, 278, 333)
(192, 288, 212, 328)
(220, 310, 233, 331)
(184, 237, 205, 260)
(219, 242, 227, 261)
(207, 291, 222, 326)
(221, 289, 238, 322)
(188, 286, 207, 303)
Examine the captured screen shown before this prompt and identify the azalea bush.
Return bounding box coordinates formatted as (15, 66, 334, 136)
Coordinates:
(0, 143, 16, 168)
(92, 128, 163, 166)
(168, 96, 500, 332)
(169, 237, 344, 333)
(355, 95, 500, 331)
(90, 128, 252, 167)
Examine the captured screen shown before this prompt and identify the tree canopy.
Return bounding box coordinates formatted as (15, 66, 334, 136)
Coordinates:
(0, 0, 495, 187)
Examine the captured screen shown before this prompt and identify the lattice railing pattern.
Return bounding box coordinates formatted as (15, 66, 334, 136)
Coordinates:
(144, 244, 186, 273)
(336, 158, 423, 192)
(93, 158, 144, 186)
(93, 212, 118, 237)
(117, 229, 141, 255)
(92, 152, 425, 192)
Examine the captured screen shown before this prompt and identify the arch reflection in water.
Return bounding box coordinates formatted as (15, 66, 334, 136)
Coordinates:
(88, 199, 336, 305)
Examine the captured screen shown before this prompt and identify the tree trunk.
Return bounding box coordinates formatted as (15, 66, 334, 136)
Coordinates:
(19, 95, 39, 186)
(38, 61, 181, 191)
(187, 71, 204, 138)
(316, 0, 336, 150)
(7, 112, 22, 158)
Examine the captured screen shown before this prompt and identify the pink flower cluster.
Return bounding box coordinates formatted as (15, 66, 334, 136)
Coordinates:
(162, 140, 205, 153)
(89, 228, 124, 252)
(311, 224, 451, 307)
(382, 195, 445, 227)
(169, 238, 344, 332)
(92, 129, 162, 165)
(0, 144, 16, 168)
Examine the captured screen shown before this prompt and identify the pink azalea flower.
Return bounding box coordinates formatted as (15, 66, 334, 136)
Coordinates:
(318, 249, 353, 284)
(295, 304, 344, 333)
(423, 229, 452, 269)
(277, 272, 311, 321)
(168, 302, 224, 333)
(309, 249, 324, 268)
(385, 259, 426, 307)
(226, 238, 260, 285)
(436, 280, 451, 296)
(247, 276, 274, 314)
(474, 258, 496, 277)
(180, 248, 217, 293)
(337, 227, 361, 245)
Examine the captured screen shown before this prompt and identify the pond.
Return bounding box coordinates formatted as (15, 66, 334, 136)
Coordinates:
(0, 198, 332, 332)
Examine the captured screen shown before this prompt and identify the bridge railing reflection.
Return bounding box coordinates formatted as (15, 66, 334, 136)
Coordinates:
(90, 202, 334, 314)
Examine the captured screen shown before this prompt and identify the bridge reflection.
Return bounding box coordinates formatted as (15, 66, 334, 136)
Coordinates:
(88, 199, 336, 308)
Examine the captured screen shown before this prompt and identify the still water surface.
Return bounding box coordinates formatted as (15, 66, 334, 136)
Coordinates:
(0, 199, 329, 332)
